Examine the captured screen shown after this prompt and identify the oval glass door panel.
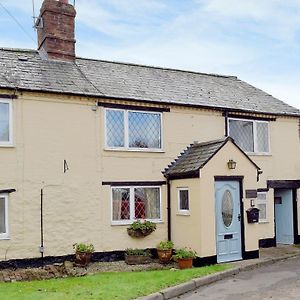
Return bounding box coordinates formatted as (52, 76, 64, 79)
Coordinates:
(222, 190, 234, 227)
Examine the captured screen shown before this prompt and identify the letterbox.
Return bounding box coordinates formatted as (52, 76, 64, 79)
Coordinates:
(246, 207, 260, 223)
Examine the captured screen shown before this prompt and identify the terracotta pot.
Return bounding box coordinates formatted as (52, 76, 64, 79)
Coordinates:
(157, 249, 173, 264)
(177, 258, 193, 269)
(125, 254, 152, 265)
(75, 251, 92, 267)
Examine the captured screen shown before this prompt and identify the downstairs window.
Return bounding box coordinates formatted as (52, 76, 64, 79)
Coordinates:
(112, 186, 161, 224)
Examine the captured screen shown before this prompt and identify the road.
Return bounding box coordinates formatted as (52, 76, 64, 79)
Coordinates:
(178, 256, 300, 299)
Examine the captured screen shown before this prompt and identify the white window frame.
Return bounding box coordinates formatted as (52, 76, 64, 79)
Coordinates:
(0, 193, 9, 239)
(0, 99, 13, 147)
(228, 117, 270, 155)
(177, 188, 190, 215)
(257, 192, 268, 223)
(111, 186, 162, 225)
(104, 108, 163, 152)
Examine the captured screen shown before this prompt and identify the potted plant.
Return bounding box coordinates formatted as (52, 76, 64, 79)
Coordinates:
(125, 248, 152, 265)
(73, 243, 95, 267)
(157, 240, 174, 264)
(173, 247, 197, 269)
(127, 220, 156, 238)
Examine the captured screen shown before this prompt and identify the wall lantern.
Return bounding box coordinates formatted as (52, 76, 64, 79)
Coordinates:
(227, 159, 237, 170)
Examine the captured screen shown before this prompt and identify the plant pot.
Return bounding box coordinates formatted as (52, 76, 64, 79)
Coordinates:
(157, 249, 173, 264)
(125, 254, 152, 265)
(75, 251, 92, 267)
(177, 258, 193, 269)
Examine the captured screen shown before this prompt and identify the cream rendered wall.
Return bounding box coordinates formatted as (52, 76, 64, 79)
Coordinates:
(170, 178, 201, 254)
(0, 92, 225, 261)
(0, 90, 299, 261)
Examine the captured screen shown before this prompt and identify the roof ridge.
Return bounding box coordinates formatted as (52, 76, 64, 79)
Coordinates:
(0, 47, 37, 53)
(76, 57, 237, 79)
(193, 137, 229, 147)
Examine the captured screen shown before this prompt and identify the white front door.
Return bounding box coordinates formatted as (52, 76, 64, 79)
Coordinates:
(215, 180, 242, 263)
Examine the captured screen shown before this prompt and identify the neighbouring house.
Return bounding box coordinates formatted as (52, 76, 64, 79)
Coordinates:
(0, 0, 299, 267)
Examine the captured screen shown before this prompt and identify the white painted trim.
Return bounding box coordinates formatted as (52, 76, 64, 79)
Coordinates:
(104, 108, 163, 152)
(177, 187, 190, 214)
(228, 117, 270, 155)
(0, 99, 13, 147)
(0, 193, 9, 239)
(111, 186, 162, 225)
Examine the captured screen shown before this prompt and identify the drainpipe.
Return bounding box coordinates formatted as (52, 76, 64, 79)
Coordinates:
(224, 111, 229, 137)
(40, 188, 44, 267)
(167, 179, 171, 241)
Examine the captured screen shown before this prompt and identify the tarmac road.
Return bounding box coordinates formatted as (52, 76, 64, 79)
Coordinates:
(178, 256, 300, 300)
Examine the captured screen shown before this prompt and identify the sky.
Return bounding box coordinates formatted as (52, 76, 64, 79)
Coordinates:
(0, 0, 299, 109)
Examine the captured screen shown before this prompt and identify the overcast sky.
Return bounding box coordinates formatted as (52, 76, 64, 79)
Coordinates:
(0, 0, 299, 109)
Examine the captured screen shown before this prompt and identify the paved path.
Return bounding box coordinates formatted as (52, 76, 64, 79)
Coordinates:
(178, 256, 300, 300)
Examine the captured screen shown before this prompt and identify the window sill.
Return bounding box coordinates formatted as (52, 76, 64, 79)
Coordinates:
(0, 236, 10, 240)
(258, 220, 269, 224)
(0, 144, 14, 148)
(177, 211, 190, 216)
(247, 152, 272, 157)
(105, 148, 165, 153)
(111, 220, 163, 226)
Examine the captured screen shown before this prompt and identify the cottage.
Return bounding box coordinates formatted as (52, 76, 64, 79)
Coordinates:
(0, 0, 299, 267)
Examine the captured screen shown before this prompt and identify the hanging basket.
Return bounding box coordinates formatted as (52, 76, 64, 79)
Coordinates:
(127, 228, 154, 238)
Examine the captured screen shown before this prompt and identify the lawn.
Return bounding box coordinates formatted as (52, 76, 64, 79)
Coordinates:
(0, 264, 230, 300)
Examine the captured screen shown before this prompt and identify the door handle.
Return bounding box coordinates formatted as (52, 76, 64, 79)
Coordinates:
(238, 214, 241, 221)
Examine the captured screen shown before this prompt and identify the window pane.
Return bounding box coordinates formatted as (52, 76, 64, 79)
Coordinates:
(258, 203, 266, 220)
(112, 188, 130, 220)
(256, 122, 269, 153)
(0, 103, 9, 142)
(129, 112, 161, 149)
(134, 188, 160, 219)
(0, 198, 6, 234)
(179, 190, 189, 210)
(106, 110, 125, 147)
(229, 120, 254, 152)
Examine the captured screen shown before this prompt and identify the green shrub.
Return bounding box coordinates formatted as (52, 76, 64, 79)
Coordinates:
(157, 240, 174, 250)
(173, 248, 197, 259)
(73, 243, 95, 253)
(128, 220, 156, 232)
(125, 248, 151, 256)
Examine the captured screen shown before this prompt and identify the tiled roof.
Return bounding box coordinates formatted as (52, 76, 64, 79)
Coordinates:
(0, 48, 299, 117)
(163, 137, 259, 179)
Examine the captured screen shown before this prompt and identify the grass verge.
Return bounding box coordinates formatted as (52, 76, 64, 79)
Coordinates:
(0, 264, 230, 300)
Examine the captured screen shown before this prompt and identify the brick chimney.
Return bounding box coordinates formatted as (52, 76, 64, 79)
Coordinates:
(36, 0, 76, 61)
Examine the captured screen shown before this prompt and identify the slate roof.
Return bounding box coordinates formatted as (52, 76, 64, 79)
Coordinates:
(0, 47, 299, 117)
(163, 137, 260, 179)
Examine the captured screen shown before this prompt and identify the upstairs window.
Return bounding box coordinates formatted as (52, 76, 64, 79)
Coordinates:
(112, 186, 161, 224)
(0, 194, 8, 239)
(105, 108, 162, 150)
(228, 118, 269, 154)
(0, 99, 12, 146)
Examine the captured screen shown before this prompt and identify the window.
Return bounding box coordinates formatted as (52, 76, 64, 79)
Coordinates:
(112, 186, 161, 224)
(105, 108, 162, 150)
(0, 99, 12, 146)
(178, 188, 189, 214)
(257, 192, 267, 222)
(0, 194, 8, 239)
(228, 118, 269, 154)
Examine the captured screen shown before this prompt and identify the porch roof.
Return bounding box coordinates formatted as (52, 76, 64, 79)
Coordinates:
(163, 137, 260, 180)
